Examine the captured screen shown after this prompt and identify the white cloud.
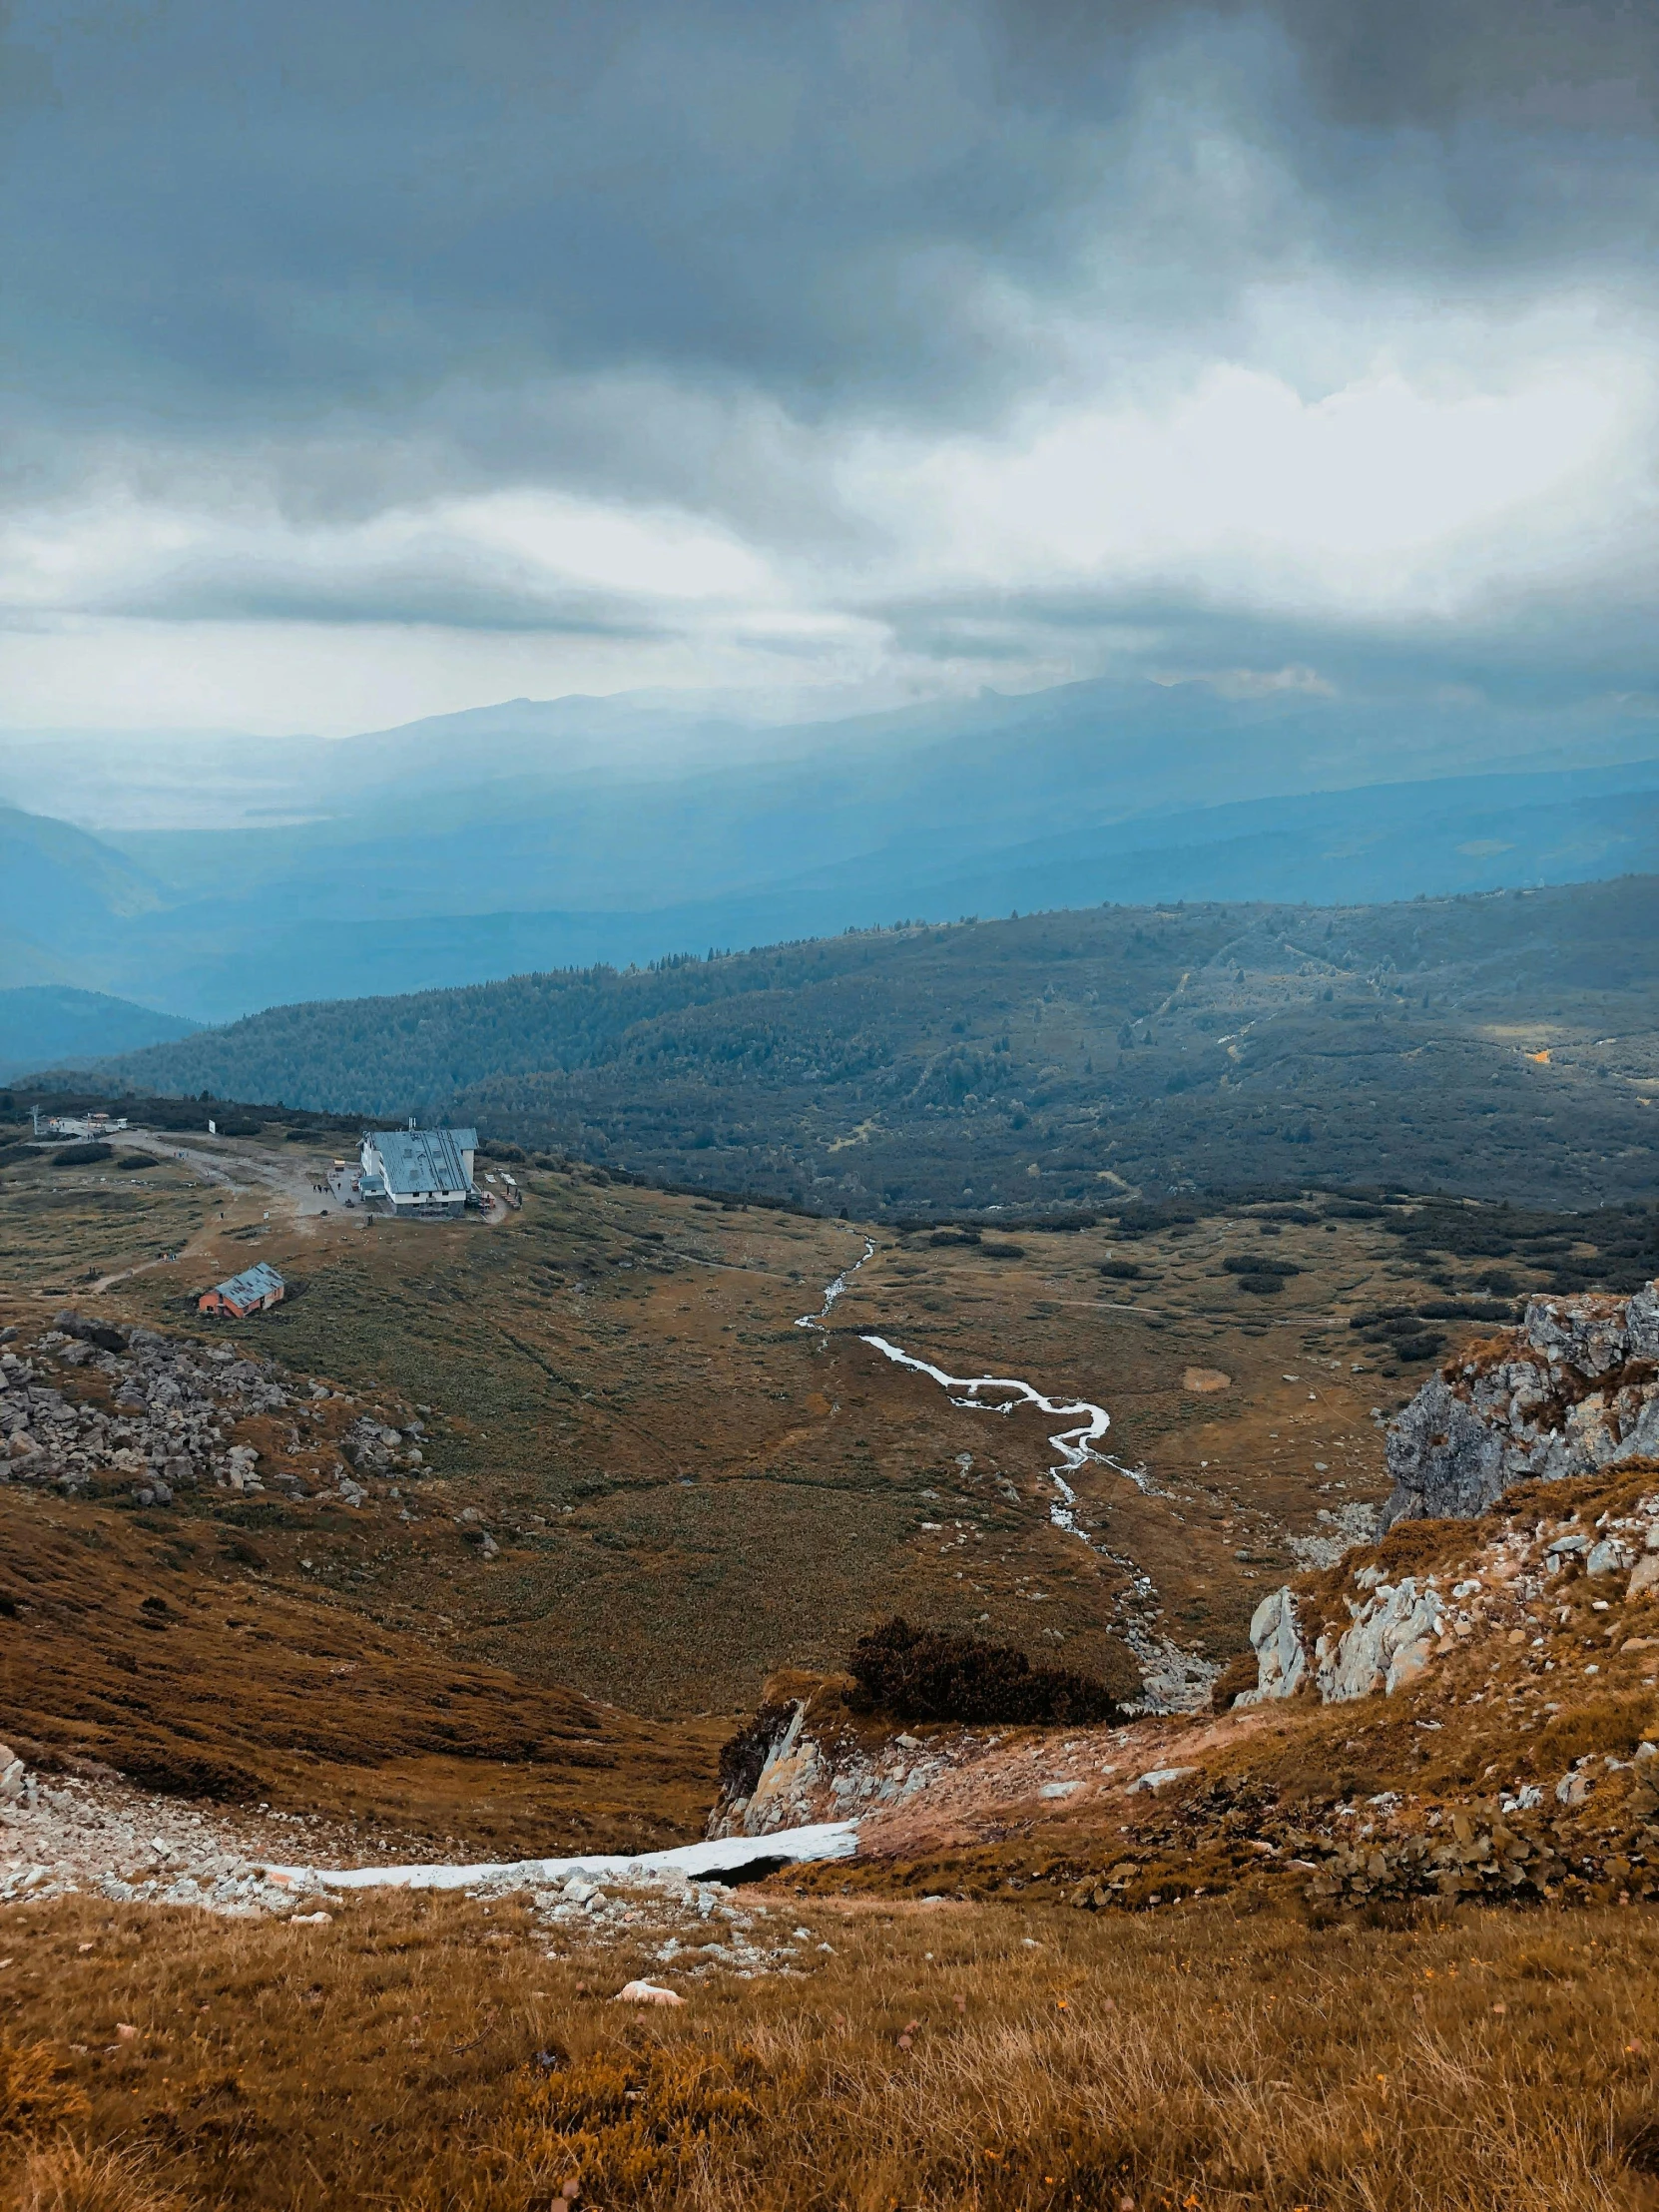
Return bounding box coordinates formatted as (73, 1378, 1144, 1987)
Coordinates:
(841, 329, 1647, 613)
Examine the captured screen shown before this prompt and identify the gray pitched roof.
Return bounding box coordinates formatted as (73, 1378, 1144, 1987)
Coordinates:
(211, 1262, 285, 1305)
(370, 1127, 474, 1196)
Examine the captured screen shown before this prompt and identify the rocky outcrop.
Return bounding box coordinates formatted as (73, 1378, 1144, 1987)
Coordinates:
(1382, 1284, 1659, 1530)
(707, 1691, 968, 1842)
(1239, 1489, 1659, 1708)
(1241, 1568, 1447, 1705)
(1237, 1587, 1307, 1702)
(0, 1316, 420, 1504)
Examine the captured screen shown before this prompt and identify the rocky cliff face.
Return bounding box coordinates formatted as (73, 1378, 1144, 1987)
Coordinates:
(1231, 1282, 1659, 1715)
(1382, 1283, 1659, 1529)
(1240, 1485, 1659, 1710)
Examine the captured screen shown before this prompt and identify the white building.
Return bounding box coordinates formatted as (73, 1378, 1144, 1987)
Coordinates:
(358, 1126, 478, 1214)
(34, 1110, 129, 1140)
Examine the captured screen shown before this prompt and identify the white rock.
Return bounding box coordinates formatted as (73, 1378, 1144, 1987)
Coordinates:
(1237, 1585, 1308, 1704)
(1127, 1766, 1194, 1795)
(1316, 1577, 1444, 1702)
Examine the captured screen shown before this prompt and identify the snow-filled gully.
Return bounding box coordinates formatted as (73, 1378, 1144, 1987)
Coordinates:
(799, 1237, 1213, 1713)
(270, 1822, 859, 1896)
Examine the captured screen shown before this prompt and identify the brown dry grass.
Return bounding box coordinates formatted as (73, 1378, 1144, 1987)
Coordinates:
(1, 1125, 1440, 1718)
(0, 1489, 726, 1858)
(6, 1889, 1659, 2210)
(1, 2143, 186, 2212)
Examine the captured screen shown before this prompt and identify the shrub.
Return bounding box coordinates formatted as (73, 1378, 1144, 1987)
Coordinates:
(115, 1153, 155, 1172)
(51, 1143, 112, 1166)
(1223, 1254, 1300, 1277)
(1390, 1332, 1445, 1362)
(1412, 1302, 1474, 1322)
(1236, 1274, 1285, 1295)
(848, 1618, 1123, 1726)
(1098, 1259, 1143, 1280)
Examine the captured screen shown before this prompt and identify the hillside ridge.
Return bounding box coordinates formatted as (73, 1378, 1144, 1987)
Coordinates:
(81, 874, 1659, 1211)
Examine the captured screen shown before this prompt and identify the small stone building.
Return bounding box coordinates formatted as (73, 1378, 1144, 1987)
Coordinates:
(198, 1261, 286, 1318)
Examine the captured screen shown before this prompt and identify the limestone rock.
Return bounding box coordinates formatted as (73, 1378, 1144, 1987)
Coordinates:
(1382, 1280, 1659, 1530)
(1237, 1574, 1448, 1706)
(1382, 1377, 1508, 1529)
(1236, 1586, 1307, 1704)
(1315, 1578, 1445, 1701)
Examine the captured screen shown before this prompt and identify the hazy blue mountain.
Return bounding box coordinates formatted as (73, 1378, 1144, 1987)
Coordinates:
(4, 675, 1658, 1020)
(0, 984, 198, 1081)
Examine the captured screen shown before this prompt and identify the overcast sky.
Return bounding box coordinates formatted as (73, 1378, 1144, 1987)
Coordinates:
(2, 0, 1657, 738)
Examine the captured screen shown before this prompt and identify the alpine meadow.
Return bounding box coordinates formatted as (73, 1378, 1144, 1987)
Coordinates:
(6, 4, 1659, 2209)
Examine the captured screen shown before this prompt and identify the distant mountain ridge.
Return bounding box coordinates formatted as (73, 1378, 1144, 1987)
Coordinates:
(0, 984, 198, 1081)
(2, 674, 1657, 1020)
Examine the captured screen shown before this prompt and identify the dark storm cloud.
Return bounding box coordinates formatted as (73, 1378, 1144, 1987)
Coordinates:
(3, 0, 1658, 726)
(994, 0, 1659, 128)
(871, 576, 1659, 707)
(3, 0, 1655, 432)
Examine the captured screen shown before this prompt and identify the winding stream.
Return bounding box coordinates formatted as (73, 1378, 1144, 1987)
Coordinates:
(797, 1236, 1214, 1711)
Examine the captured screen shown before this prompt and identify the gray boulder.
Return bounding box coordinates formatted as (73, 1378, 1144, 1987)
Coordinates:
(1382, 1280, 1659, 1530)
(1382, 1376, 1509, 1528)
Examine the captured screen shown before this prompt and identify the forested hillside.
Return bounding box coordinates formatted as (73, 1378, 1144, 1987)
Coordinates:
(88, 877, 1659, 1212)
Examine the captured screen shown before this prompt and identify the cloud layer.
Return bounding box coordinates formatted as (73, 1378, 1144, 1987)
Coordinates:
(2, 0, 1657, 734)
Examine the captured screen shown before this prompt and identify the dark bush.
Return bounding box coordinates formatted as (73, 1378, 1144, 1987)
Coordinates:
(979, 1240, 1026, 1259)
(1236, 1273, 1285, 1295)
(1111, 1202, 1201, 1238)
(1223, 1254, 1300, 1277)
(115, 1152, 155, 1171)
(1098, 1259, 1143, 1279)
(848, 1617, 1124, 1727)
(1391, 1333, 1445, 1362)
(52, 1142, 112, 1165)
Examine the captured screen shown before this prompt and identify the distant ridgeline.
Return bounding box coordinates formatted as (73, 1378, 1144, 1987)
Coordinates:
(87, 875, 1659, 1213)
